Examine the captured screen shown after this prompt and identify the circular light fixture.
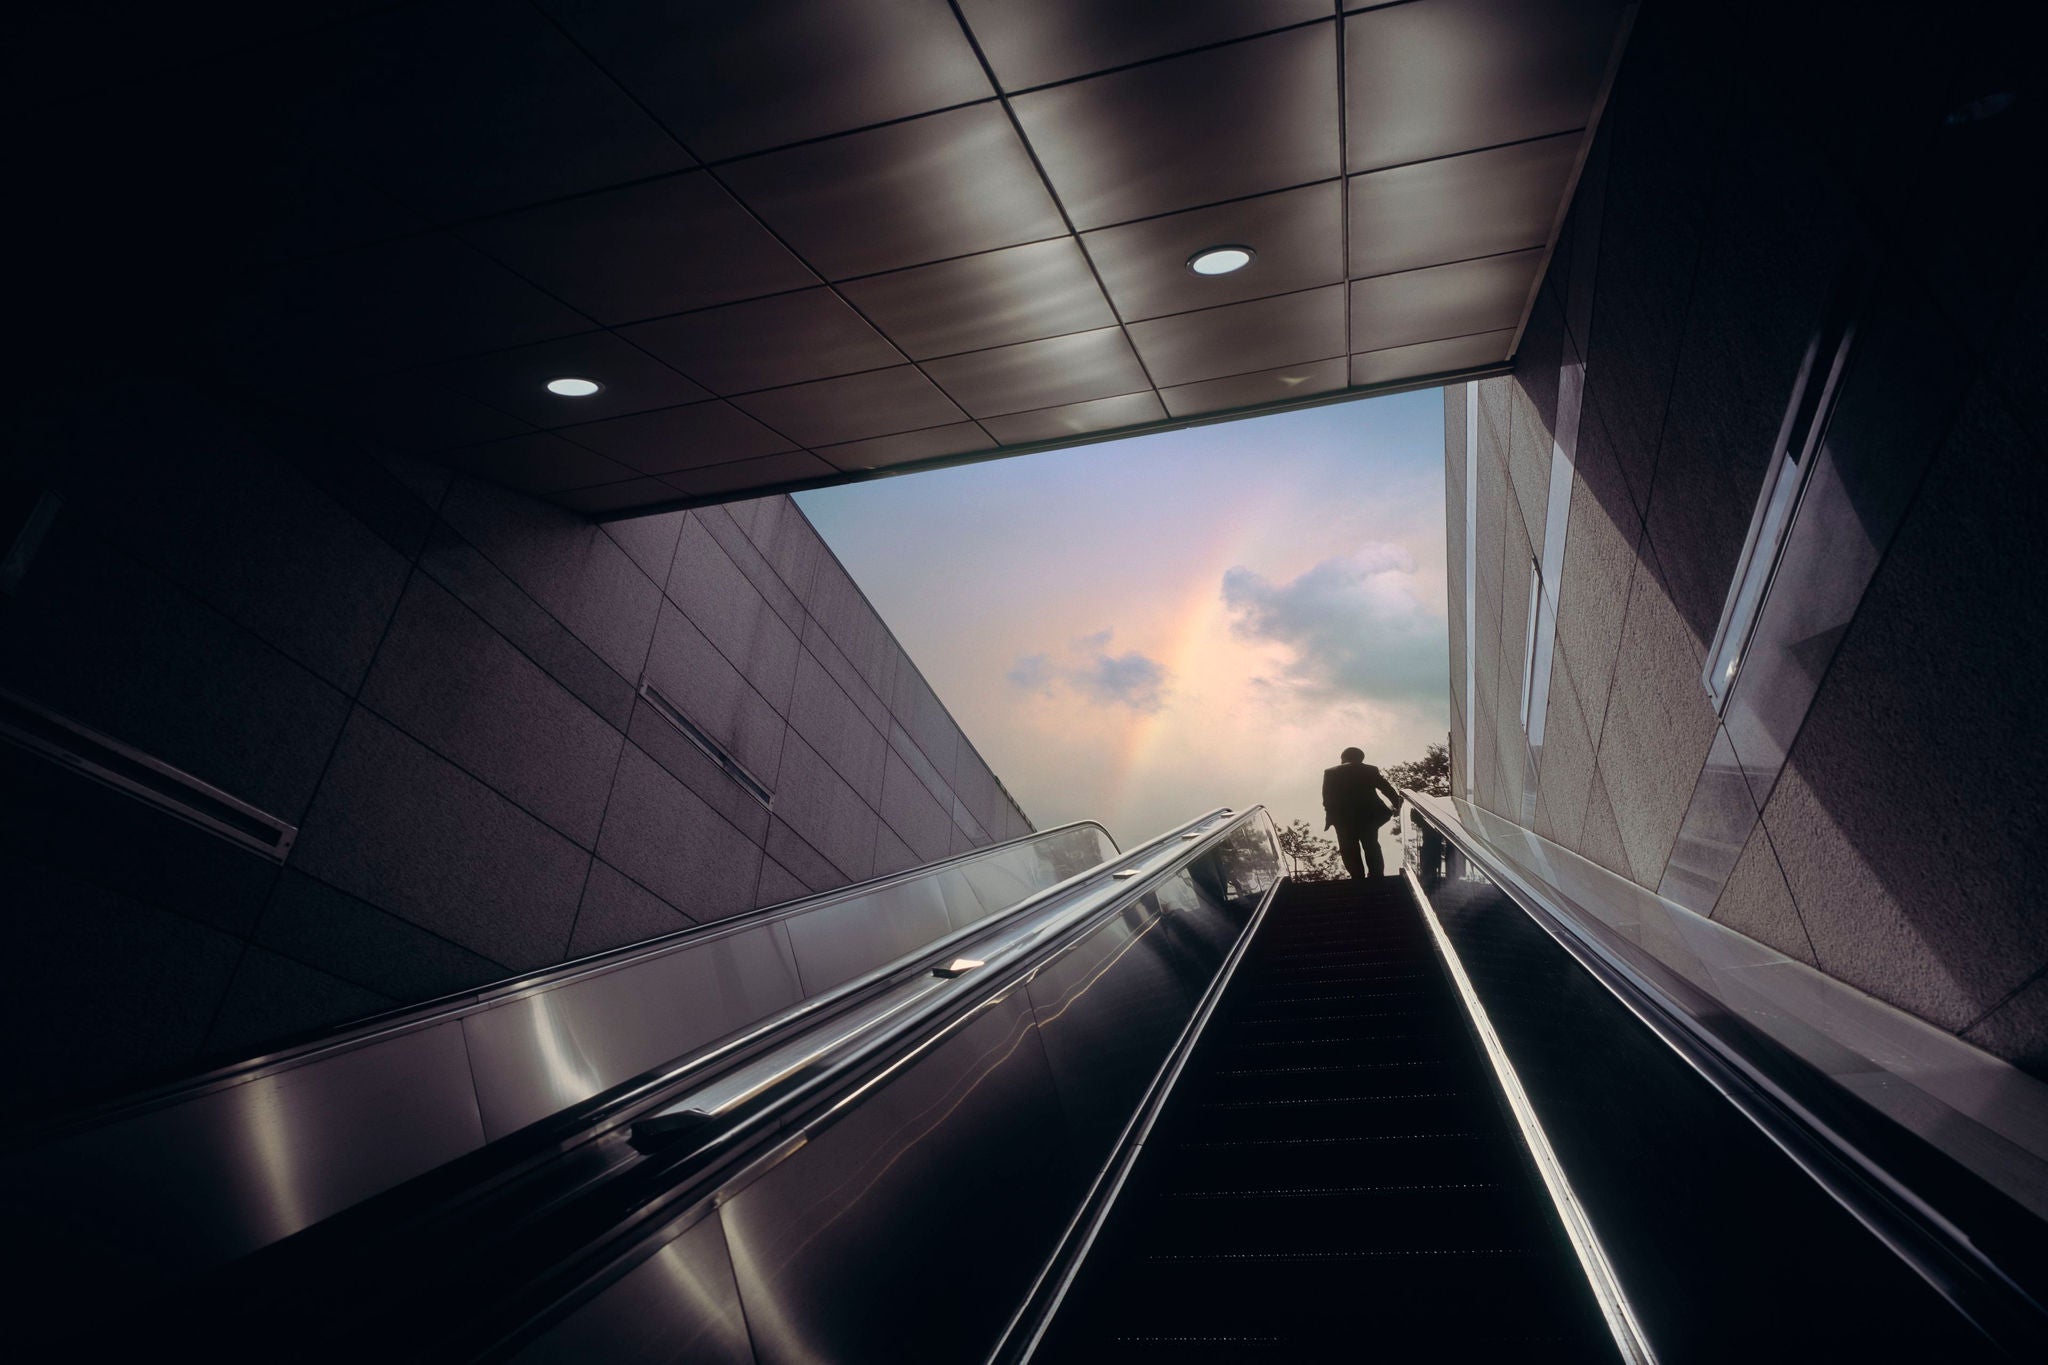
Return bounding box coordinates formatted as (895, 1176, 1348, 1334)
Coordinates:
(545, 377, 603, 397)
(1187, 245, 1254, 276)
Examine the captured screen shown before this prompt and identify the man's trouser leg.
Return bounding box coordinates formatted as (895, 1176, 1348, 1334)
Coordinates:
(1333, 823, 1366, 881)
(1364, 819, 1386, 879)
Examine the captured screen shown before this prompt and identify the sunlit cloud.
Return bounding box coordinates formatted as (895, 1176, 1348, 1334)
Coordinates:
(798, 389, 1448, 843)
(1007, 629, 1169, 713)
(1223, 544, 1445, 714)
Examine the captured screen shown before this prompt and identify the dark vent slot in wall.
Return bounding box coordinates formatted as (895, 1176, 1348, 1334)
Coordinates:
(0, 688, 298, 861)
(638, 681, 774, 808)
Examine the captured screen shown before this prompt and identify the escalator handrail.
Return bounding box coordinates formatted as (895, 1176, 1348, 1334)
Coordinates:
(1402, 791, 2048, 1356)
(467, 805, 1282, 1358)
(8, 815, 1122, 1147)
(986, 853, 1287, 1364)
(627, 807, 1259, 1140)
(41, 808, 1249, 1350)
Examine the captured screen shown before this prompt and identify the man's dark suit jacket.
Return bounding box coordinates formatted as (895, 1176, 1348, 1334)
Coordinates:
(1322, 762, 1400, 831)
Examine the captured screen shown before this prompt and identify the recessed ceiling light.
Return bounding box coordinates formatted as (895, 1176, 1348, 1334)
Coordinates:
(546, 377, 603, 397)
(1187, 245, 1254, 276)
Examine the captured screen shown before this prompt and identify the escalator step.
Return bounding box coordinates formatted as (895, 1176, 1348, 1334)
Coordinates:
(1036, 878, 1615, 1361)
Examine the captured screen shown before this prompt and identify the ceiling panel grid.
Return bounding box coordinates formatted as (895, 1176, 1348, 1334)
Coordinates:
(165, 0, 1633, 514)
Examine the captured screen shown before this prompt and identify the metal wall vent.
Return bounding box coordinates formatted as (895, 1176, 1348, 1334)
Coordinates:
(638, 681, 774, 808)
(0, 688, 298, 861)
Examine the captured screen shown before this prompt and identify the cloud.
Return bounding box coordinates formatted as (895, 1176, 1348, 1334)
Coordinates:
(1222, 544, 1445, 711)
(1073, 650, 1168, 711)
(1006, 652, 1056, 694)
(1006, 628, 1170, 712)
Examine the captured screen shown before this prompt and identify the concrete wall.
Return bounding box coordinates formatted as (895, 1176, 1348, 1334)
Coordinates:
(1448, 0, 2047, 1077)
(1, 380, 1029, 1118)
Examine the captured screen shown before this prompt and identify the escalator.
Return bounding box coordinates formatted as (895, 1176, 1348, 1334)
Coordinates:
(1030, 875, 1617, 1360)
(11, 802, 2044, 1361)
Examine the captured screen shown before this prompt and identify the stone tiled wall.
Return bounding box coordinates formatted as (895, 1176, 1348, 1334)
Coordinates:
(1448, 1, 2047, 1076)
(1, 381, 1029, 1117)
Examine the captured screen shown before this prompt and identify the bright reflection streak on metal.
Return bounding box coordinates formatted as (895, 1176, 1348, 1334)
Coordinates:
(1404, 868, 1657, 1364)
(244, 1082, 314, 1245)
(512, 994, 604, 1115)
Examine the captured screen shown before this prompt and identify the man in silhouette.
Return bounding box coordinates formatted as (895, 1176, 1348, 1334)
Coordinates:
(1322, 747, 1402, 881)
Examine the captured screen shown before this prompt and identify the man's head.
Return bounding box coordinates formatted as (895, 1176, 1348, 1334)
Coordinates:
(1340, 747, 1364, 764)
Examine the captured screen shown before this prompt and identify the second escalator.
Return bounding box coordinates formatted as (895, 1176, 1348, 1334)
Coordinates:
(1036, 875, 1615, 1361)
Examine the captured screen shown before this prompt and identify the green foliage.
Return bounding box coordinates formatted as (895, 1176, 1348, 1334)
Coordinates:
(1278, 819, 1345, 882)
(1385, 742, 1451, 798)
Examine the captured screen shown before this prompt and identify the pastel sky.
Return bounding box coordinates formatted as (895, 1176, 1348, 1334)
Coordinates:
(795, 387, 1449, 858)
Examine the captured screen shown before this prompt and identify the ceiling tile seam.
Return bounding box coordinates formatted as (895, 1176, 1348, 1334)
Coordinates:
(811, 413, 1004, 462)
(422, 162, 712, 236)
(1334, 11, 1355, 366)
(342, 323, 598, 383)
(1125, 281, 1347, 332)
(518, 0, 703, 175)
(981, 387, 1155, 425)
(1348, 126, 1592, 180)
(422, 320, 724, 419)
(1351, 323, 1525, 358)
(520, 279, 829, 336)
(682, 95, 1004, 172)
(814, 232, 1073, 288)
(587, 357, 1513, 517)
(603, 324, 740, 402)
(382, 302, 1506, 462)
(460, 416, 761, 478)
(438, 187, 1390, 385)
(256, 157, 625, 379)
(409, 232, 614, 359)
(689, 123, 1593, 268)
(28, 0, 1323, 126)
(1162, 355, 1351, 392)
(285, 109, 1582, 269)
(441, 251, 1532, 429)
(513, 0, 1354, 409)
(403, 130, 1559, 360)
(518, 0, 843, 453)
(418, 258, 1360, 405)
(532, 395, 768, 449)
(522, 315, 1477, 465)
(800, 281, 974, 438)
(449, 364, 967, 458)
(552, 106, 972, 446)
(941, 0, 1168, 403)
(967, 13, 1339, 99)
(916, 353, 1355, 434)
(1350, 243, 1551, 285)
(1072, 176, 1346, 238)
(658, 445, 861, 484)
